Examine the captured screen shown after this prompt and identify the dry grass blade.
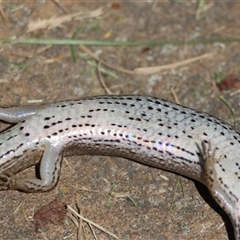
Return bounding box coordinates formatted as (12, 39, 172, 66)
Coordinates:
(97, 61, 113, 95)
(27, 7, 103, 32)
(68, 208, 88, 240)
(230, 89, 240, 96)
(79, 45, 135, 75)
(51, 0, 69, 14)
(134, 53, 212, 75)
(0, 6, 10, 25)
(67, 205, 119, 239)
(170, 87, 181, 105)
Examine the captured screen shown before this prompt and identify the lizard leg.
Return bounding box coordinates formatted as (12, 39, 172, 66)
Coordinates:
(202, 141, 240, 240)
(4, 141, 63, 193)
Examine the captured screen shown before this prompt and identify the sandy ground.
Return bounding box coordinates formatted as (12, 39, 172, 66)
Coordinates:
(0, 1, 240, 240)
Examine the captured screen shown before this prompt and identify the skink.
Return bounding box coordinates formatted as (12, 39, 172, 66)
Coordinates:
(0, 95, 239, 239)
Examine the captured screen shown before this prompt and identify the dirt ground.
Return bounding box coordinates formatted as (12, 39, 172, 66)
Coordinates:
(0, 1, 240, 240)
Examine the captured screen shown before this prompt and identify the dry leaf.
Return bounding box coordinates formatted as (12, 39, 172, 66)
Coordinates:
(217, 74, 240, 91)
(34, 199, 67, 232)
